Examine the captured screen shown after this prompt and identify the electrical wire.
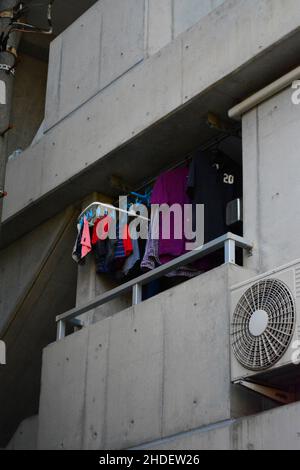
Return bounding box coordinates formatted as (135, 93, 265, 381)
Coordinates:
(0, 0, 55, 54)
(8, 0, 55, 35)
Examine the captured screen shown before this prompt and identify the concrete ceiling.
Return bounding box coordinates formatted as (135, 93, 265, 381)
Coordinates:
(19, 0, 98, 61)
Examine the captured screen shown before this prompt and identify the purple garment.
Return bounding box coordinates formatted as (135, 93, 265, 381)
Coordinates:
(141, 210, 199, 278)
(148, 165, 214, 273)
(141, 211, 160, 271)
(141, 166, 215, 275)
(151, 166, 191, 263)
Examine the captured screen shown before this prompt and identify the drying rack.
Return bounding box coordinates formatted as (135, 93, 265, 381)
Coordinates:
(77, 201, 150, 223)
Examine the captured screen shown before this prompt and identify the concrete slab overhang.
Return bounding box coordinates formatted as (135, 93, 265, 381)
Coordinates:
(2, 0, 300, 248)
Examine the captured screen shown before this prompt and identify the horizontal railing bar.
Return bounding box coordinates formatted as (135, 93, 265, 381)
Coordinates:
(56, 233, 252, 324)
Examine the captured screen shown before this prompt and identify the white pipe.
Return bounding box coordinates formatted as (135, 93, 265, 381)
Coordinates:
(228, 66, 300, 120)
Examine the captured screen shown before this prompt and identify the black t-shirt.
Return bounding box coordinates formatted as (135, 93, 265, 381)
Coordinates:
(187, 149, 242, 243)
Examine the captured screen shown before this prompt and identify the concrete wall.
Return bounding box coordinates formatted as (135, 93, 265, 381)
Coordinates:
(37, 264, 277, 450)
(10, 402, 300, 450)
(9, 401, 300, 450)
(0, 209, 74, 333)
(173, 0, 226, 37)
(146, 0, 226, 56)
(137, 401, 300, 450)
(243, 86, 300, 273)
(0, 208, 78, 447)
(45, 0, 227, 129)
(6, 416, 38, 451)
(6, 54, 48, 158)
(4, 0, 300, 241)
(45, 0, 145, 129)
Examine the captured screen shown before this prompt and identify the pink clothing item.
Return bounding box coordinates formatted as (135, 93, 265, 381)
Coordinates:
(151, 166, 191, 263)
(81, 217, 92, 258)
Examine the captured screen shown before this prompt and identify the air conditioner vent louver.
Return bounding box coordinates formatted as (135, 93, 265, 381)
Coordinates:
(295, 267, 300, 297)
(231, 279, 296, 371)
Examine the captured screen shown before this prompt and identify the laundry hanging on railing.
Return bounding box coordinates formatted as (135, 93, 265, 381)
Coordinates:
(140, 147, 242, 276)
(141, 166, 200, 278)
(72, 144, 243, 282)
(72, 201, 149, 281)
(187, 148, 242, 244)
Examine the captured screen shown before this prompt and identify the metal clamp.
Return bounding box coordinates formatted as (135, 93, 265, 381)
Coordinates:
(6, 46, 18, 58)
(0, 11, 14, 18)
(0, 64, 15, 76)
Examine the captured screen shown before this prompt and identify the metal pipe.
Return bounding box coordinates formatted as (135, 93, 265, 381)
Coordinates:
(228, 66, 300, 120)
(56, 320, 66, 341)
(224, 238, 236, 264)
(132, 284, 142, 305)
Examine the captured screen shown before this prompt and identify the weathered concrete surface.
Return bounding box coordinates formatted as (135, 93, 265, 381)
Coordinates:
(0, 208, 77, 447)
(243, 86, 300, 273)
(6, 54, 48, 158)
(136, 401, 300, 450)
(3, 0, 300, 248)
(45, 0, 145, 129)
(10, 402, 300, 450)
(146, 0, 173, 56)
(0, 208, 75, 334)
(173, 0, 225, 37)
(46, 0, 227, 128)
(6, 416, 38, 451)
(37, 264, 276, 450)
(38, 327, 90, 450)
(134, 419, 232, 450)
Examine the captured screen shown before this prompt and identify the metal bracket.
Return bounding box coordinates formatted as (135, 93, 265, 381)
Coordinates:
(206, 112, 238, 135)
(69, 318, 83, 328)
(235, 380, 296, 405)
(6, 46, 17, 58)
(246, 244, 254, 257)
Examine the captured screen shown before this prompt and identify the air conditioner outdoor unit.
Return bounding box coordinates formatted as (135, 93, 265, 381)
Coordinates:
(230, 259, 300, 384)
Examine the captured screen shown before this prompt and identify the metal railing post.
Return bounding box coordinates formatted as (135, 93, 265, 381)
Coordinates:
(57, 320, 66, 341)
(132, 283, 142, 305)
(224, 238, 236, 264)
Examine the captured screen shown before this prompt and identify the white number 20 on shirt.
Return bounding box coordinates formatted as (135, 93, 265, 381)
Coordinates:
(223, 173, 235, 185)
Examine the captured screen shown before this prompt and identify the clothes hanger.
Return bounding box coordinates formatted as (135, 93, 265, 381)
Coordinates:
(77, 202, 149, 224)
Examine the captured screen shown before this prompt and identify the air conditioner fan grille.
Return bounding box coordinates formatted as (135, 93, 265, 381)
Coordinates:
(231, 279, 295, 371)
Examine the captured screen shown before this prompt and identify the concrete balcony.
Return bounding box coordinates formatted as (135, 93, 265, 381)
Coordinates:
(136, 401, 300, 450)
(37, 264, 279, 450)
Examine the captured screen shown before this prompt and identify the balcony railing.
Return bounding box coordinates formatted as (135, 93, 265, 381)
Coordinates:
(56, 233, 253, 340)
